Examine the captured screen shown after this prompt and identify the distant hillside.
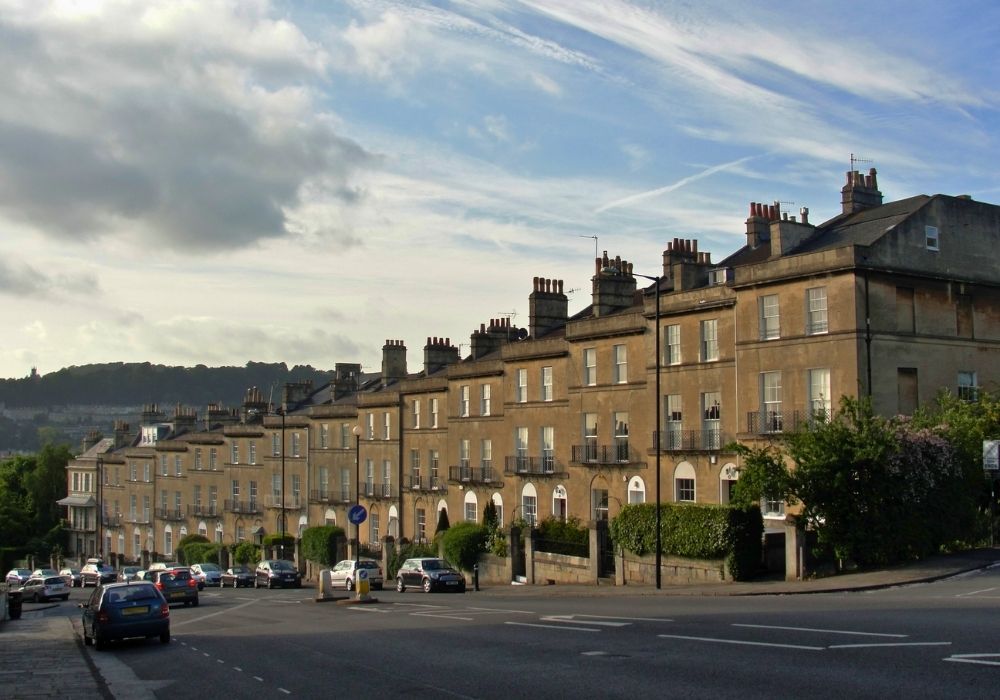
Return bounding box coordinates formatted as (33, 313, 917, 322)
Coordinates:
(0, 362, 333, 408)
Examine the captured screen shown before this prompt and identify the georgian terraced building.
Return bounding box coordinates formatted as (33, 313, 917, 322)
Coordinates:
(64, 169, 1000, 566)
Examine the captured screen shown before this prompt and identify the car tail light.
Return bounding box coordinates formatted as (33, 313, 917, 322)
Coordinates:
(155, 581, 163, 591)
(160, 605, 170, 618)
(187, 578, 196, 588)
(96, 610, 110, 624)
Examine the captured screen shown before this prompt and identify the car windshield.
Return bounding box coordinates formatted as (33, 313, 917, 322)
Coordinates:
(359, 561, 379, 569)
(107, 586, 158, 603)
(272, 561, 295, 571)
(99, 566, 114, 573)
(422, 560, 446, 570)
(232, 567, 249, 574)
(44, 577, 63, 585)
(16, 569, 30, 576)
(201, 564, 220, 572)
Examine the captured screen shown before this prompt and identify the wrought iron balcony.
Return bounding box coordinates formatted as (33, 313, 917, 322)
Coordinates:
(101, 514, 121, 528)
(310, 489, 332, 503)
(653, 429, 729, 452)
(570, 442, 638, 466)
(224, 499, 261, 514)
(155, 507, 185, 522)
(746, 407, 832, 435)
(361, 482, 395, 500)
(187, 504, 221, 518)
(449, 465, 500, 485)
(125, 511, 151, 525)
(503, 455, 562, 476)
(263, 495, 303, 509)
(406, 474, 446, 492)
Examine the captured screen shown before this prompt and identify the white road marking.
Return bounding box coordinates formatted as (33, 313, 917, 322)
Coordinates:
(347, 606, 390, 613)
(582, 651, 608, 656)
(253, 676, 264, 682)
(411, 613, 474, 621)
(956, 587, 998, 597)
(506, 622, 601, 633)
(658, 634, 823, 651)
(202, 652, 210, 657)
(945, 654, 1000, 666)
(564, 614, 672, 623)
(233, 667, 243, 672)
(279, 688, 291, 694)
(217, 659, 224, 664)
(733, 624, 906, 638)
(466, 606, 534, 614)
(540, 615, 629, 627)
(173, 598, 259, 627)
(392, 603, 447, 609)
(829, 642, 951, 649)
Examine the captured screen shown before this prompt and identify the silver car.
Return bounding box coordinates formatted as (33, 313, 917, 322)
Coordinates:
(329, 559, 384, 591)
(60, 568, 83, 587)
(5, 568, 31, 586)
(190, 563, 222, 588)
(20, 575, 69, 602)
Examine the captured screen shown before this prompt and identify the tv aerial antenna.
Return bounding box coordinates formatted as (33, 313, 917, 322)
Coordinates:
(578, 235, 598, 259)
(850, 153, 872, 171)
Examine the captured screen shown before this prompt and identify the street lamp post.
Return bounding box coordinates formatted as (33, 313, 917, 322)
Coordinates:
(635, 272, 662, 589)
(353, 425, 362, 570)
(96, 455, 103, 561)
(278, 407, 287, 560)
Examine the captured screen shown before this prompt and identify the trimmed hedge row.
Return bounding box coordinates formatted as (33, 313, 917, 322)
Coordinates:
(439, 522, 487, 571)
(301, 526, 344, 567)
(609, 503, 763, 581)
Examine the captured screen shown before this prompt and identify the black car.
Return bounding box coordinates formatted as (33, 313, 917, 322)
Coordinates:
(395, 558, 466, 593)
(220, 566, 254, 588)
(154, 569, 199, 607)
(254, 560, 302, 589)
(81, 581, 170, 650)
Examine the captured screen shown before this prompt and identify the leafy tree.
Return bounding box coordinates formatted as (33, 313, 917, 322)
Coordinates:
(231, 541, 261, 565)
(732, 397, 978, 566)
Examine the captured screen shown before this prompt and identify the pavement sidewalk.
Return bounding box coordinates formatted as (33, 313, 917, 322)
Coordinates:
(2, 548, 997, 698)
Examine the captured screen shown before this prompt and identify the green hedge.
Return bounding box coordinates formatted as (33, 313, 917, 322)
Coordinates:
(263, 533, 296, 548)
(535, 516, 589, 557)
(231, 541, 261, 565)
(180, 542, 223, 565)
(439, 522, 487, 572)
(610, 503, 763, 581)
(300, 526, 345, 567)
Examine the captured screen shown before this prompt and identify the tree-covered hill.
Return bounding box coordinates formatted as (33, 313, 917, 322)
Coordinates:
(0, 362, 333, 408)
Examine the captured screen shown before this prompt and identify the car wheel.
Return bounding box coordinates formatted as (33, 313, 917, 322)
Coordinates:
(94, 635, 106, 651)
(83, 629, 92, 646)
(192, 598, 199, 607)
(160, 630, 171, 644)
(267, 579, 274, 590)
(422, 578, 433, 594)
(62, 595, 70, 602)
(345, 578, 353, 591)
(396, 578, 405, 593)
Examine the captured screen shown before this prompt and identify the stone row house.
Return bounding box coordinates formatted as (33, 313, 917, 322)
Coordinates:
(61, 169, 1000, 567)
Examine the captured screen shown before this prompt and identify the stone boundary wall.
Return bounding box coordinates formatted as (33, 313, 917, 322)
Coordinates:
(618, 552, 728, 585)
(531, 551, 591, 584)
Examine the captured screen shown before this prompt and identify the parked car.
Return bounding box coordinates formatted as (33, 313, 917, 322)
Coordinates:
(147, 561, 181, 572)
(329, 559, 384, 591)
(32, 568, 60, 579)
(5, 568, 32, 586)
(220, 566, 254, 588)
(153, 569, 199, 607)
(254, 560, 302, 589)
(395, 558, 466, 593)
(119, 566, 143, 583)
(80, 581, 170, 650)
(60, 568, 83, 587)
(20, 575, 70, 602)
(190, 563, 222, 589)
(81, 562, 117, 587)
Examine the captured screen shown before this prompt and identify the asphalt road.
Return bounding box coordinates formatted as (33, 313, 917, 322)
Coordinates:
(43, 568, 1000, 699)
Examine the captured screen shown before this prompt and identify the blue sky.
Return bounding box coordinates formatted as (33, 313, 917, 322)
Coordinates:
(1, 0, 998, 380)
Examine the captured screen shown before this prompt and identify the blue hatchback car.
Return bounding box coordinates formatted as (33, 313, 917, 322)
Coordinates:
(80, 582, 170, 650)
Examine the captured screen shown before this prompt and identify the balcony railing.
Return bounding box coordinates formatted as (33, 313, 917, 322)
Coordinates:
(746, 407, 832, 435)
(449, 465, 500, 484)
(570, 442, 637, 466)
(310, 489, 332, 503)
(187, 504, 221, 518)
(155, 507, 185, 522)
(263, 495, 303, 509)
(224, 499, 261, 514)
(503, 455, 562, 476)
(125, 512, 150, 525)
(101, 514, 121, 528)
(653, 429, 729, 452)
(361, 482, 394, 500)
(406, 474, 446, 492)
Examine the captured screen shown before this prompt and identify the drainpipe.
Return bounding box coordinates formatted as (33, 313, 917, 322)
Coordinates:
(864, 271, 872, 398)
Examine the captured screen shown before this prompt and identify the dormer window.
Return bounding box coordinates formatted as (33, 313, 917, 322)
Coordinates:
(926, 225, 939, 251)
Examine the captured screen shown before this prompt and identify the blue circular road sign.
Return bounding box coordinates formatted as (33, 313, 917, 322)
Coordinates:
(348, 504, 368, 525)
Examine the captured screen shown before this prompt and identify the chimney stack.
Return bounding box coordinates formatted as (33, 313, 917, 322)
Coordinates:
(333, 363, 361, 399)
(81, 430, 103, 455)
(381, 340, 407, 386)
(841, 167, 883, 214)
(592, 251, 637, 317)
(424, 337, 460, 375)
(529, 277, 568, 339)
(113, 420, 132, 449)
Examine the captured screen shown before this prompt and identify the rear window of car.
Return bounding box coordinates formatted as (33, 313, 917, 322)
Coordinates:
(272, 561, 295, 571)
(359, 561, 379, 569)
(106, 585, 159, 603)
(44, 577, 64, 585)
